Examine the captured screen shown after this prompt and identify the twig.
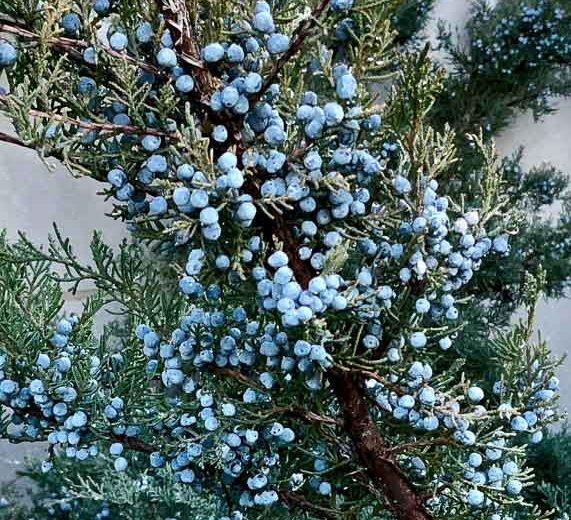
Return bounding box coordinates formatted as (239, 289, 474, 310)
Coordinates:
(0, 21, 160, 74)
(0, 130, 34, 149)
(328, 369, 433, 520)
(0, 95, 173, 137)
(279, 490, 340, 519)
(387, 438, 451, 454)
(256, 0, 332, 100)
(27, 108, 173, 137)
(153, 0, 205, 71)
(265, 405, 343, 427)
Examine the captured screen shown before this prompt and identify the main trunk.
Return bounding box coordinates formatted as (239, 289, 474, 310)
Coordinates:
(328, 370, 433, 520)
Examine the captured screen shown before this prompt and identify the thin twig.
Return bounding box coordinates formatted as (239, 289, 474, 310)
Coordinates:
(0, 94, 173, 137)
(28, 108, 173, 137)
(387, 438, 451, 454)
(279, 490, 340, 520)
(0, 21, 160, 73)
(0, 130, 33, 149)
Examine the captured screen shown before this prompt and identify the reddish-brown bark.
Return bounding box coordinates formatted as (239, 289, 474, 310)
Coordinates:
(328, 369, 433, 520)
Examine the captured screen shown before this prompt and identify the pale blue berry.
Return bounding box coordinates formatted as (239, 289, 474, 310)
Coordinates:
(267, 33, 290, 54)
(157, 48, 177, 68)
(466, 489, 484, 507)
(336, 73, 357, 99)
(114, 457, 128, 471)
(331, 0, 354, 10)
(109, 32, 128, 51)
(202, 43, 225, 63)
(175, 75, 195, 93)
(136, 22, 153, 43)
(467, 386, 484, 403)
(0, 41, 17, 67)
(253, 11, 275, 33)
(212, 125, 228, 142)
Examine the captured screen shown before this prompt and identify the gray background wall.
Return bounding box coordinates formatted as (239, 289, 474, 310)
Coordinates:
(0, 0, 569, 488)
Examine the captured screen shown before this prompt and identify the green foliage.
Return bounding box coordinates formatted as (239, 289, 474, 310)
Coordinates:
(391, 0, 435, 43)
(433, 0, 571, 135)
(527, 427, 571, 517)
(0, 456, 227, 519)
(425, 0, 571, 309)
(0, 0, 569, 518)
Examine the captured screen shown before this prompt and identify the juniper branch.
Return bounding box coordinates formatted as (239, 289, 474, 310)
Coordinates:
(257, 0, 332, 100)
(0, 20, 160, 73)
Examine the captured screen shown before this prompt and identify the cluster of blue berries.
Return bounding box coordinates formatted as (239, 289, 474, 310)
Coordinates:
(0, 315, 103, 465)
(470, 1, 569, 77)
(368, 356, 559, 511)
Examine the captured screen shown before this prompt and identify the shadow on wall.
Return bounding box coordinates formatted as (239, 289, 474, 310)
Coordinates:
(0, 117, 126, 262)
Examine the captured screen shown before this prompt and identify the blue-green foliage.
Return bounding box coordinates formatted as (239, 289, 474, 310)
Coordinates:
(0, 0, 568, 519)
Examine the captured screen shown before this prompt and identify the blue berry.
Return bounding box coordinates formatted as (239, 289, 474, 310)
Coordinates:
(136, 22, 154, 43)
(218, 152, 238, 172)
(244, 72, 263, 94)
(221, 86, 240, 108)
(323, 102, 344, 126)
(109, 443, 123, 456)
(467, 386, 484, 403)
(149, 196, 168, 215)
(264, 125, 286, 145)
(141, 135, 161, 152)
(267, 33, 290, 54)
(109, 32, 128, 52)
(77, 77, 97, 96)
(173, 187, 190, 207)
(36, 353, 51, 369)
(157, 48, 178, 68)
(200, 207, 218, 226)
(175, 75, 195, 93)
(253, 11, 275, 33)
(114, 457, 128, 471)
(506, 479, 523, 495)
(83, 47, 97, 64)
(237, 202, 257, 222)
(190, 189, 209, 208)
(466, 489, 484, 507)
(93, 0, 110, 14)
(510, 416, 528, 432)
(331, 0, 354, 10)
(61, 13, 81, 34)
(336, 73, 357, 99)
(468, 453, 482, 467)
(226, 43, 245, 62)
(202, 43, 225, 63)
(147, 154, 168, 173)
(410, 332, 427, 349)
(212, 125, 228, 142)
(0, 41, 17, 67)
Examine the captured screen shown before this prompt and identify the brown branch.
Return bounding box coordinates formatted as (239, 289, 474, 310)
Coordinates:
(268, 405, 343, 427)
(153, 0, 211, 92)
(279, 490, 340, 520)
(214, 368, 342, 426)
(213, 366, 265, 391)
(328, 369, 432, 520)
(0, 130, 34, 149)
(110, 434, 156, 454)
(26, 108, 173, 137)
(0, 21, 160, 74)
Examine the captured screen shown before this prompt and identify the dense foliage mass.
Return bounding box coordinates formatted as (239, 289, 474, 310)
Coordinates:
(0, 0, 569, 519)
